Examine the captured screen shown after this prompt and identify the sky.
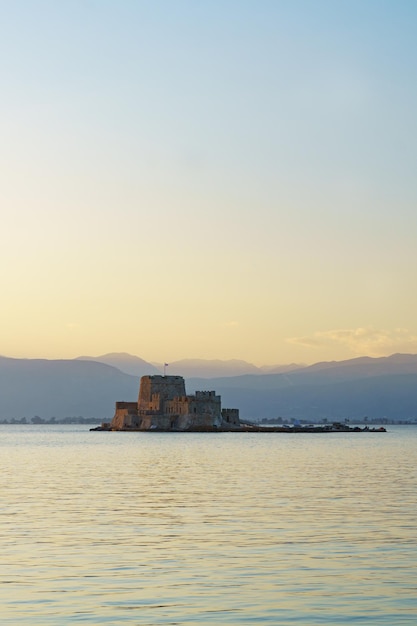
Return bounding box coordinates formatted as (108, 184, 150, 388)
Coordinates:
(1, 0, 417, 366)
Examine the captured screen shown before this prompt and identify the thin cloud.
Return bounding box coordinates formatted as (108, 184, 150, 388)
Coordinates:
(287, 336, 323, 348)
(287, 327, 417, 357)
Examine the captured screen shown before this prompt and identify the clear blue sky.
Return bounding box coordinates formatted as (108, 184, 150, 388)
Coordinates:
(1, 1, 417, 364)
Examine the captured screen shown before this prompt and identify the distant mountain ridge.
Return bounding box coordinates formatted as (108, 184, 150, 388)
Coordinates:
(152, 358, 304, 378)
(76, 352, 160, 377)
(79, 354, 304, 378)
(185, 353, 417, 420)
(0, 356, 138, 420)
(1, 353, 417, 421)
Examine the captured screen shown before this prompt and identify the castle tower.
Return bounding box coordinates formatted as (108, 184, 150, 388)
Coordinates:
(138, 375, 186, 414)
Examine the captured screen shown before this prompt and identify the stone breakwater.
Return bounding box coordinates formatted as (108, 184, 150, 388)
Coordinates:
(238, 423, 387, 433)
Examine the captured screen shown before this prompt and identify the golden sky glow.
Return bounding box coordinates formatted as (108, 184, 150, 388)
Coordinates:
(2, 1, 417, 365)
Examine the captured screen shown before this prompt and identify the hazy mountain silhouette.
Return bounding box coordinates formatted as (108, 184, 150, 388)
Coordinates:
(258, 363, 306, 374)
(185, 353, 417, 420)
(195, 374, 417, 421)
(85, 354, 304, 379)
(186, 353, 417, 389)
(76, 353, 159, 377)
(164, 359, 260, 378)
(0, 356, 138, 420)
(156, 358, 304, 378)
(1, 353, 417, 421)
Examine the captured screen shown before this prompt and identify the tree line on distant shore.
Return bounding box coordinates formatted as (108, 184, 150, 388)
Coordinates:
(0, 416, 102, 425)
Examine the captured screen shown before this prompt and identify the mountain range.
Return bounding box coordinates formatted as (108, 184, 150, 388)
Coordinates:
(76, 353, 304, 378)
(1, 352, 417, 421)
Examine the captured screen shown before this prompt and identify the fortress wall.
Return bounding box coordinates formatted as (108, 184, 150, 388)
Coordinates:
(193, 391, 221, 419)
(165, 396, 190, 416)
(175, 413, 218, 430)
(137, 376, 154, 406)
(221, 408, 240, 427)
(138, 414, 153, 430)
(181, 391, 222, 428)
(111, 402, 139, 429)
(115, 402, 138, 411)
(151, 415, 172, 430)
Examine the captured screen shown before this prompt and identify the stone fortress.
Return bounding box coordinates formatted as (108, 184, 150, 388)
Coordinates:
(110, 375, 241, 431)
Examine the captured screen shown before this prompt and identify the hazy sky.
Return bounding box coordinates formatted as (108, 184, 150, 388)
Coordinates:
(2, 0, 417, 365)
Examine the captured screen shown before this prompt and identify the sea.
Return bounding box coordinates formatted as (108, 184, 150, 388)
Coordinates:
(1, 424, 416, 625)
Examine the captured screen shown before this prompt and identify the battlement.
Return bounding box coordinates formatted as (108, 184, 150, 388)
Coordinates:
(195, 390, 216, 398)
(146, 375, 184, 383)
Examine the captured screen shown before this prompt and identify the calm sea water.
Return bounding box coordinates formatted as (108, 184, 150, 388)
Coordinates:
(1, 425, 416, 625)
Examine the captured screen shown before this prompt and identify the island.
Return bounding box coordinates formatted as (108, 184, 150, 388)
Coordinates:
(91, 374, 386, 433)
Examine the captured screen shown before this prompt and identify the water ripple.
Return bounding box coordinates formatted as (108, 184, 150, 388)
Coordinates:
(0, 425, 416, 624)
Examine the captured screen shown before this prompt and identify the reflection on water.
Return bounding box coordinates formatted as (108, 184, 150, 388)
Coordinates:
(1, 425, 416, 624)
